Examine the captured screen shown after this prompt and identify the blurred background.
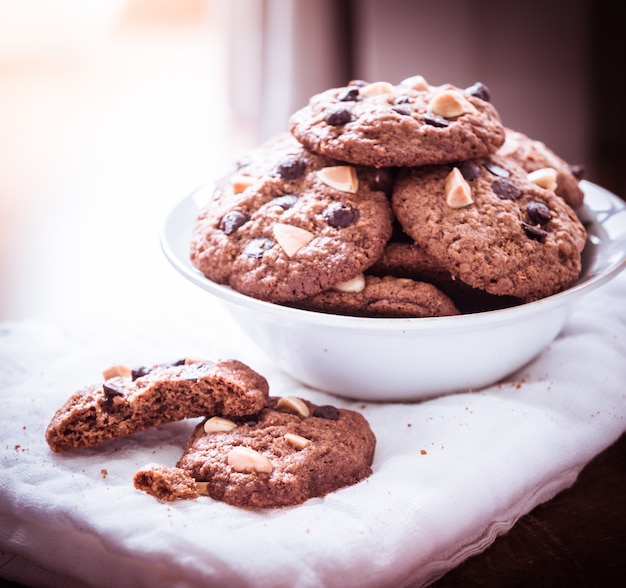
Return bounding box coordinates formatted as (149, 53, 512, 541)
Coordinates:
(0, 0, 623, 322)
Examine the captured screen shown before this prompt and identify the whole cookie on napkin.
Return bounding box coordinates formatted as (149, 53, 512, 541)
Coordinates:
(498, 128, 585, 208)
(138, 396, 376, 508)
(289, 77, 505, 167)
(289, 274, 460, 318)
(392, 155, 587, 301)
(45, 359, 269, 452)
(190, 133, 394, 302)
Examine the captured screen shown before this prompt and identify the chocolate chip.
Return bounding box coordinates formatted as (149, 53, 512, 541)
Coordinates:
(423, 113, 449, 128)
(492, 178, 522, 200)
(276, 155, 307, 180)
(484, 161, 510, 178)
(521, 221, 548, 242)
(337, 86, 360, 101)
(220, 210, 250, 235)
(568, 164, 586, 180)
(526, 201, 552, 225)
(244, 237, 274, 258)
(391, 104, 412, 116)
(131, 366, 151, 381)
(313, 405, 340, 420)
(465, 82, 491, 102)
(323, 202, 360, 228)
(324, 106, 354, 126)
(456, 161, 482, 181)
(270, 194, 299, 210)
(394, 95, 411, 105)
(103, 382, 124, 407)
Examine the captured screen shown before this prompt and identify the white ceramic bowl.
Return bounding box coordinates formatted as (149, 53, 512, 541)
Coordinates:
(161, 181, 626, 402)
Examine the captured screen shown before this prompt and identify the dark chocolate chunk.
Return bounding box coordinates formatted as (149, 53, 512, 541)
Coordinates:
(244, 237, 274, 258)
(492, 178, 522, 201)
(423, 113, 449, 128)
(131, 366, 151, 381)
(568, 164, 586, 180)
(270, 194, 299, 210)
(220, 210, 250, 235)
(485, 161, 510, 178)
(465, 82, 491, 102)
(456, 161, 482, 181)
(391, 104, 412, 116)
(103, 382, 125, 407)
(324, 106, 354, 126)
(337, 86, 360, 102)
(323, 202, 360, 228)
(276, 155, 307, 180)
(526, 201, 552, 225)
(313, 405, 340, 420)
(521, 221, 548, 242)
(394, 95, 411, 105)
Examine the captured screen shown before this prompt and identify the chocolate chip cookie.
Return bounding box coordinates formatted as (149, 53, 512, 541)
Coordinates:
(289, 77, 506, 167)
(368, 241, 522, 313)
(498, 128, 585, 207)
(190, 133, 394, 302)
(167, 396, 376, 508)
(392, 155, 587, 301)
(289, 274, 460, 318)
(45, 359, 269, 452)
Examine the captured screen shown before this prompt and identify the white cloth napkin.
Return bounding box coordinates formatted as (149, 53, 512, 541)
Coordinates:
(1, 270, 625, 588)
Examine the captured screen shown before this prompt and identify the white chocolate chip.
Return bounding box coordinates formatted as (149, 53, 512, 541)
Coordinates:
(430, 90, 477, 118)
(203, 416, 238, 434)
(527, 167, 558, 191)
(277, 396, 311, 418)
(231, 174, 256, 194)
(284, 433, 311, 450)
(102, 365, 131, 380)
(317, 166, 359, 193)
(445, 167, 474, 209)
(359, 81, 395, 96)
(227, 446, 273, 474)
(272, 223, 315, 257)
(400, 74, 430, 91)
(332, 273, 366, 293)
(498, 134, 521, 157)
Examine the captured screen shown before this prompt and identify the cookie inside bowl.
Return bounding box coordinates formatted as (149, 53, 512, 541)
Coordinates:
(164, 77, 626, 400)
(161, 180, 626, 401)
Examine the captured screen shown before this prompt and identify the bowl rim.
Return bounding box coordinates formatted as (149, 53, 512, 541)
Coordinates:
(161, 179, 626, 332)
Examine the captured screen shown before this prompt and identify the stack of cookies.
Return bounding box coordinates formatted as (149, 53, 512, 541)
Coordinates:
(190, 76, 588, 317)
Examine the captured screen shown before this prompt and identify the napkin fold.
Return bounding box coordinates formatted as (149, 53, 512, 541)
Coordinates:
(1, 270, 625, 588)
